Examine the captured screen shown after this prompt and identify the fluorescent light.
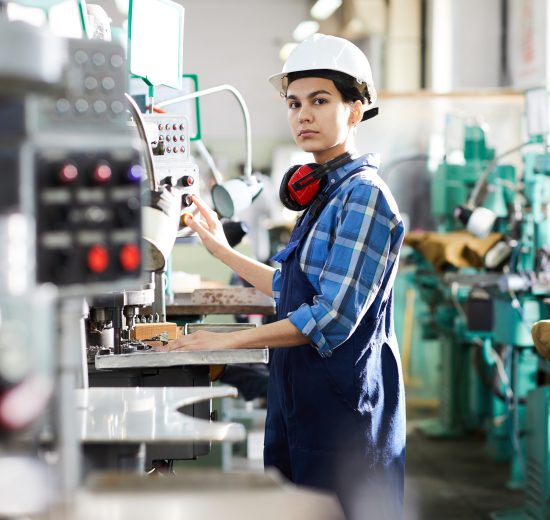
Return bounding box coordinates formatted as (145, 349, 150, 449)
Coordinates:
(279, 42, 298, 61)
(310, 0, 342, 21)
(292, 20, 319, 41)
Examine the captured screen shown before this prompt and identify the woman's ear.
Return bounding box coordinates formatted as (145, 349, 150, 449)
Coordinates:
(349, 100, 364, 126)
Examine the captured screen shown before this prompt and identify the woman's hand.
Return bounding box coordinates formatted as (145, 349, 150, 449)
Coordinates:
(155, 330, 236, 352)
(183, 195, 230, 258)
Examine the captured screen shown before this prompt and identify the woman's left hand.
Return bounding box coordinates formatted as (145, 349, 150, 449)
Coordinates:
(155, 331, 236, 352)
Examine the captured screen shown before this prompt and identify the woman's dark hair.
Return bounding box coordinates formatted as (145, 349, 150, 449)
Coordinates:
(286, 69, 371, 105)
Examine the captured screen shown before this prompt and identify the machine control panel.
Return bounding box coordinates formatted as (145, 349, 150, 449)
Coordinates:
(39, 39, 128, 129)
(35, 149, 143, 286)
(142, 113, 199, 205)
(143, 114, 190, 160)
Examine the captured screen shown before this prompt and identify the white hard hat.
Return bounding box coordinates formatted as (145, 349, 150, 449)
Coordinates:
(268, 33, 377, 105)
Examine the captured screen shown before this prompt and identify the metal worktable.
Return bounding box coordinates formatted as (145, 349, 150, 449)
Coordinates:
(166, 287, 277, 316)
(77, 386, 245, 444)
(46, 471, 345, 520)
(95, 348, 269, 370)
(77, 386, 245, 474)
(89, 287, 273, 464)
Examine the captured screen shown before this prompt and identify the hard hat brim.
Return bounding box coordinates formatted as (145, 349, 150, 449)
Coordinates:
(267, 72, 287, 95)
(267, 70, 377, 106)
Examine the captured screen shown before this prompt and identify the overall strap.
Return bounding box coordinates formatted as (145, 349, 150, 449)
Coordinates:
(270, 165, 372, 265)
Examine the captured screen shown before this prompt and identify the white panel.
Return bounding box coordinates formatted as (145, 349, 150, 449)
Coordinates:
(451, 0, 501, 88)
(386, 0, 421, 91)
(508, 0, 550, 88)
(178, 0, 310, 141)
(427, 0, 502, 90)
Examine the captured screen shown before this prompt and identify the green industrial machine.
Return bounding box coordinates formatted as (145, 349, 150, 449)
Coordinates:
(492, 360, 550, 519)
(411, 121, 520, 440)
(491, 146, 550, 518)
(524, 371, 550, 519)
(408, 99, 550, 498)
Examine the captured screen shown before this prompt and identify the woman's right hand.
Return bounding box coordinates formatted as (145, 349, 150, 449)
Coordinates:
(183, 195, 231, 257)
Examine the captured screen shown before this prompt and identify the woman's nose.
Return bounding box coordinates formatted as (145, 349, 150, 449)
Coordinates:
(298, 106, 312, 123)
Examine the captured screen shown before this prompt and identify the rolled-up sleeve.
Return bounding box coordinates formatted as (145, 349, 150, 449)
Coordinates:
(288, 184, 400, 357)
(272, 268, 282, 307)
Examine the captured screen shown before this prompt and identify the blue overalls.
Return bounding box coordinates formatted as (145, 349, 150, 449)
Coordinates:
(265, 166, 405, 519)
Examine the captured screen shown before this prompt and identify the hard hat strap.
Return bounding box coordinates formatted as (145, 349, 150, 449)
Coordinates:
(361, 107, 379, 122)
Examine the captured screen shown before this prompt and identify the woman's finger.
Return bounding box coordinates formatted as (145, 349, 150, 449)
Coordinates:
(192, 196, 218, 226)
(192, 195, 215, 215)
(185, 214, 213, 239)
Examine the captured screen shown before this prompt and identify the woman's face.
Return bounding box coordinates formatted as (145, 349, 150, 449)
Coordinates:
(286, 76, 359, 164)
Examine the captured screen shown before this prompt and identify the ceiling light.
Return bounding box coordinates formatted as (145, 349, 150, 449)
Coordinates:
(292, 20, 319, 41)
(310, 0, 342, 21)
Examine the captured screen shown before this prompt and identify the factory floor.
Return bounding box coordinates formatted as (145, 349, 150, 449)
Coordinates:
(181, 404, 526, 519)
(404, 415, 524, 520)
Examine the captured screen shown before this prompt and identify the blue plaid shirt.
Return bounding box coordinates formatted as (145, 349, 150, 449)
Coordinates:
(272, 153, 404, 358)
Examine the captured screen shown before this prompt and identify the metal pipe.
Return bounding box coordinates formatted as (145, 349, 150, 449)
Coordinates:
(57, 298, 86, 499)
(193, 139, 224, 185)
(124, 92, 157, 191)
(467, 141, 533, 208)
(153, 271, 166, 322)
(155, 84, 252, 179)
(112, 306, 122, 355)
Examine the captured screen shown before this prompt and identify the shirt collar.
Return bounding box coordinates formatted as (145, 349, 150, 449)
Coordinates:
(324, 153, 380, 186)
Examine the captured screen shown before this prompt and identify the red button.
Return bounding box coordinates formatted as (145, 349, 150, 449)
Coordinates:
(94, 164, 112, 183)
(181, 175, 194, 187)
(120, 244, 140, 271)
(172, 124, 177, 130)
(87, 245, 109, 273)
(59, 164, 78, 183)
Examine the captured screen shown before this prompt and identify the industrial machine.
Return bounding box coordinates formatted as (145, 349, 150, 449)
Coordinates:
(0, 0, 246, 513)
(405, 90, 550, 499)
(0, 10, 146, 514)
(0, 3, 346, 519)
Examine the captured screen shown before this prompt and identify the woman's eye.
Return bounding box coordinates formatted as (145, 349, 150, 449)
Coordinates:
(288, 101, 300, 109)
(313, 98, 327, 105)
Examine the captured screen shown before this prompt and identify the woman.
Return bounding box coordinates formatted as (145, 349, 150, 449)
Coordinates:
(167, 34, 405, 519)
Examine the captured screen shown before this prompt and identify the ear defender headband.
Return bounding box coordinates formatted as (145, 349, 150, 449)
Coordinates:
(279, 151, 356, 211)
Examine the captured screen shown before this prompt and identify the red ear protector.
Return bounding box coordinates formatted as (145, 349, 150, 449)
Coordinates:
(279, 151, 355, 211)
(279, 163, 320, 211)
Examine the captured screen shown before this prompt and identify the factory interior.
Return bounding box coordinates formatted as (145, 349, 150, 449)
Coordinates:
(1, 0, 550, 519)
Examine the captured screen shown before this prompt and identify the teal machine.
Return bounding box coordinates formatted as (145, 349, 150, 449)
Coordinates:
(412, 121, 526, 445)
(407, 89, 550, 502)
(491, 88, 550, 518)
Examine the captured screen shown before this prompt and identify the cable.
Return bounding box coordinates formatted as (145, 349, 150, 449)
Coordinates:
(155, 84, 253, 179)
(467, 141, 534, 208)
(193, 139, 224, 185)
(124, 92, 157, 191)
(450, 282, 468, 323)
(378, 154, 429, 182)
(489, 345, 514, 401)
(508, 289, 537, 337)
